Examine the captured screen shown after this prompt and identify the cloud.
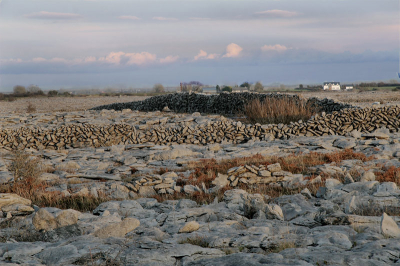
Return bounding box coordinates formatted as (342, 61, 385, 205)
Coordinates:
(255, 9, 298, 18)
(118, 15, 140, 20)
(0, 58, 22, 63)
(99, 51, 157, 65)
(98, 52, 125, 64)
(24, 11, 82, 20)
(126, 52, 157, 65)
(153, 17, 178, 21)
(194, 50, 219, 60)
(159, 55, 179, 64)
(261, 44, 289, 52)
(32, 57, 47, 62)
(84, 56, 97, 63)
(194, 50, 207, 60)
(223, 43, 243, 58)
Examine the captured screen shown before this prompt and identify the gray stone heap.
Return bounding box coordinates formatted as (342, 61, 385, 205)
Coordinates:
(91, 92, 354, 114)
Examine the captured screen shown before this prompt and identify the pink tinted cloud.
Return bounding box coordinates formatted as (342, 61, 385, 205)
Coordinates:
(24, 11, 82, 20)
(261, 44, 289, 52)
(194, 50, 220, 60)
(255, 10, 298, 18)
(159, 55, 179, 64)
(125, 52, 157, 65)
(98, 52, 157, 65)
(222, 43, 243, 58)
(99, 52, 125, 64)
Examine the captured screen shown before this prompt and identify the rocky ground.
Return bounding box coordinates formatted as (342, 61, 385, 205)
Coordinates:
(1, 94, 400, 265)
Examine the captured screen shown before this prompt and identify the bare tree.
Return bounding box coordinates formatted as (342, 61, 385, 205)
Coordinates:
(153, 83, 165, 93)
(27, 85, 43, 94)
(13, 85, 26, 95)
(254, 82, 263, 92)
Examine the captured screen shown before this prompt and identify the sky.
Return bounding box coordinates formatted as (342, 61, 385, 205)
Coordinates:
(0, 0, 398, 91)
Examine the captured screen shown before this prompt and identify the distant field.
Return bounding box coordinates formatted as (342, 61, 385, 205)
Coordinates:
(0, 95, 149, 114)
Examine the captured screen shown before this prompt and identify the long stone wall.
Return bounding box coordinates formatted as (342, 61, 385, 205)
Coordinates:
(91, 92, 355, 114)
(1, 105, 399, 150)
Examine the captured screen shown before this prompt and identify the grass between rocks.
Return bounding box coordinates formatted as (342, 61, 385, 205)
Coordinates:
(185, 148, 373, 177)
(179, 235, 210, 248)
(375, 165, 400, 185)
(351, 202, 400, 217)
(0, 151, 110, 212)
(151, 149, 374, 204)
(243, 97, 318, 125)
(2, 148, 398, 212)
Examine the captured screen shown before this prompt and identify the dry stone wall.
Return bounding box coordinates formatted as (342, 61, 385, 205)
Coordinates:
(1, 105, 400, 150)
(91, 92, 354, 114)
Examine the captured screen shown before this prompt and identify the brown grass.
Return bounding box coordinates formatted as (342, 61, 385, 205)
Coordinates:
(7, 151, 45, 199)
(179, 235, 210, 248)
(150, 149, 370, 205)
(267, 240, 297, 254)
(186, 149, 372, 178)
(244, 98, 317, 124)
(374, 166, 400, 186)
(1, 151, 110, 212)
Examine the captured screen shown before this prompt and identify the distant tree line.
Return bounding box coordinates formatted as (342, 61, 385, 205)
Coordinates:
(358, 82, 399, 87)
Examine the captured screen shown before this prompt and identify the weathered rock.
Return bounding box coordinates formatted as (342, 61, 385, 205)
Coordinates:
(381, 212, 400, 238)
(0, 193, 31, 209)
(33, 208, 57, 231)
(178, 221, 200, 233)
(265, 204, 284, 221)
(212, 173, 229, 188)
(94, 217, 140, 238)
(1, 203, 34, 216)
(55, 209, 80, 228)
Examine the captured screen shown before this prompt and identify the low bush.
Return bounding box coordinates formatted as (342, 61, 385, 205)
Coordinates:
(244, 97, 317, 125)
(26, 102, 36, 113)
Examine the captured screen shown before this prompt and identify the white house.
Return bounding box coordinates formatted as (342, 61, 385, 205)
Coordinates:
(323, 82, 341, 91)
(345, 86, 354, 90)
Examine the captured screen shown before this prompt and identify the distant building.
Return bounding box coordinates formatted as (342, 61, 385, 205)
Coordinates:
(345, 86, 354, 90)
(232, 87, 249, 93)
(202, 86, 217, 94)
(323, 82, 341, 91)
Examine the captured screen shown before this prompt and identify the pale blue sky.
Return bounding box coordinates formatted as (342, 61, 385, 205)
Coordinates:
(0, 0, 398, 91)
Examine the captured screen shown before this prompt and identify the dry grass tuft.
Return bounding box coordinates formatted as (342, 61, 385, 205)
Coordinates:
(352, 201, 400, 217)
(244, 98, 317, 124)
(179, 235, 210, 248)
(26, 102, 36, 113)
(1, 151, 110, 212)
(267, 240, 297, 253)
(6, 151, 45, 199)
(374, 166, 400, 186)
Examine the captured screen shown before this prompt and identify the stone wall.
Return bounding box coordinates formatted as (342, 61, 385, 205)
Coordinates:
(91, 92, 354, 114)
(1, 105, 399, 150)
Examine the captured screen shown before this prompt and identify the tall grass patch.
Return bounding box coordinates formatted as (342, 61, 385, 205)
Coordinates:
(244, 97, 318, 125)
